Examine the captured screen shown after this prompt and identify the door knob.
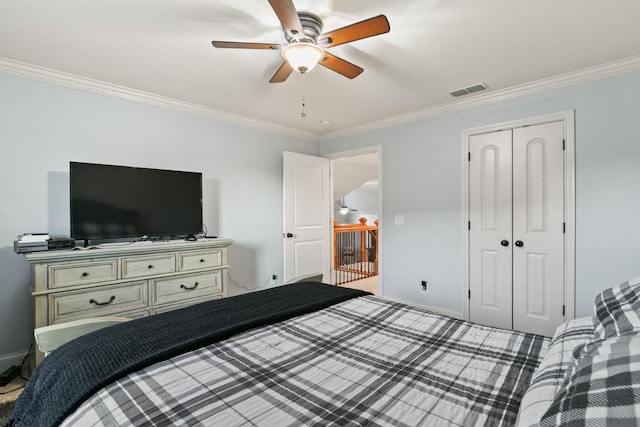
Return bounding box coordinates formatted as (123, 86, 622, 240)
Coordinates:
(515, 240, 524, 247)
(500, 240, 509, 247)
(283, 233, 294, 238)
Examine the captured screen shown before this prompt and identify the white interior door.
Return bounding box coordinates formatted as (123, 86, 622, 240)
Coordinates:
(468, 131, 514, 330)
(282, 152, 331, 284)
(512, 122, 565, 336)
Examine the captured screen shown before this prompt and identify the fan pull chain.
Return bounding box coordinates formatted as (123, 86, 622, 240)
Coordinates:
(301, 74, 306, 118)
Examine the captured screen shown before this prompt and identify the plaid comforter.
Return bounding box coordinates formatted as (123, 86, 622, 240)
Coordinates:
(61, 296, 548, 426)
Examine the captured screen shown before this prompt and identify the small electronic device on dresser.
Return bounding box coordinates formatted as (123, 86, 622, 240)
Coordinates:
(14, 233, 76, 254)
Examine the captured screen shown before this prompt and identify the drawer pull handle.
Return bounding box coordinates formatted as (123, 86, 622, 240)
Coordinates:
(180, 282, 199, 290)
(148, 265, 154, 269)
(81, 272, 90, 277)
(89, 296, 116, 306)
(200, 259, 205, 263)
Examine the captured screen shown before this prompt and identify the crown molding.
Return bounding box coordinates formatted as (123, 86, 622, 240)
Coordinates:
(0, 57, 319, 141)
(320, 55, 640, 141)
(3, 55, 640, 143)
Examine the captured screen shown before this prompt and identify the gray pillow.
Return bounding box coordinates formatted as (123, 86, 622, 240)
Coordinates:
(593, 277, 640, 340)
(540, 332, 640, 426)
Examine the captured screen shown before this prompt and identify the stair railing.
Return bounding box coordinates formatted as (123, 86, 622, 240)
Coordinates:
(333, 218, 378, 285)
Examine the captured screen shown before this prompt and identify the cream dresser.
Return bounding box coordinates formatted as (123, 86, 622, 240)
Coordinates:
(26, 238, 233, 364)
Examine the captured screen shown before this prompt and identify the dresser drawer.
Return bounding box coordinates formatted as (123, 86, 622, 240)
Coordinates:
(48, 260, 118, 289)
(122, 254, 176, 279)
(152, 271, 222, 305)
(178, 250, 222, 271)
(49, 281, 148, 323)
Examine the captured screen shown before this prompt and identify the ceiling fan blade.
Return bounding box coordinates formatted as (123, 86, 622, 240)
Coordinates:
(319, 52, 364, 79)
(212, 41, 280, 50)
(270, 61, 294, 83)
(318, 15, 390, 48)
(267, 0, 305, 40)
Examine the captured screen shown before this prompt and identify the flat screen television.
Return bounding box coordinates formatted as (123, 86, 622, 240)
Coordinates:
(70, 162, 203, 243)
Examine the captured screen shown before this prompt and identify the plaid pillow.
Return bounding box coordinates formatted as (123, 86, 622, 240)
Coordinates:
(593, 276, 640, 340)
(516, 317, 593, 427)
(540, 332, 640, 426)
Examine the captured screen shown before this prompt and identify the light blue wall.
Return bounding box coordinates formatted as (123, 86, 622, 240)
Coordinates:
(0, 73, 318, 370)
(320, 71, 640, 318)
(2, 69, 640, 370)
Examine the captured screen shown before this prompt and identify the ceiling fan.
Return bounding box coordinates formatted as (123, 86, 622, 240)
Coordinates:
(211, 0, 390, 83)
(335, 197, 358, 215)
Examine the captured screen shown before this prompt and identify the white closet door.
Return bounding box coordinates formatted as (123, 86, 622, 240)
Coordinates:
(512, 122, 565, 336)
(468, 130, 513, 330)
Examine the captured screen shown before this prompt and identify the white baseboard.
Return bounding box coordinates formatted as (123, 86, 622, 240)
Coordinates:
(382, 296, 465, 320)
(0, 350, 28, 374)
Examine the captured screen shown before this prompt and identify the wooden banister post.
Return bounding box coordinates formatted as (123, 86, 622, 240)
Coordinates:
(333, 218, 339, 270)
(374, 219, 379, 274)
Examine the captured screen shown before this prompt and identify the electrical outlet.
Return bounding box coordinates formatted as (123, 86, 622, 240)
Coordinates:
(421, 280, 429, 294)
(270, 274, 277, 286)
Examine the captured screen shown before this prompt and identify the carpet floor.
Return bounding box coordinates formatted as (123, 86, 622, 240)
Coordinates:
(339, 275, 378, 295)
(0, 376, 26, 425)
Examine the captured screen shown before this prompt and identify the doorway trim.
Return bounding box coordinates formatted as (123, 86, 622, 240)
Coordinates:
(324, 145, 382, 292)
(461, 110, 575, 323)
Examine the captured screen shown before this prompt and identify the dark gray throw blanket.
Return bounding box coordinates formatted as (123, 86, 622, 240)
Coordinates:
(8, 282, 369, 427)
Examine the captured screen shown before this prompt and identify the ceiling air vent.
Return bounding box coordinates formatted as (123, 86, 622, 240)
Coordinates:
(449, 82, 488, 98)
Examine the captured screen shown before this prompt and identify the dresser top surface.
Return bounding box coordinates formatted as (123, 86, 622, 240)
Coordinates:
(25, 238, 233, 264)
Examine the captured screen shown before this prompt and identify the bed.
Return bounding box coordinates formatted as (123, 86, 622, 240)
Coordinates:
(8, 278, 640, 426)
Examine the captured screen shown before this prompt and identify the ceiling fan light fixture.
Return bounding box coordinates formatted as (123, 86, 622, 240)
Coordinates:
(281, 42, 324, 74)
(339, 207, 350, 215)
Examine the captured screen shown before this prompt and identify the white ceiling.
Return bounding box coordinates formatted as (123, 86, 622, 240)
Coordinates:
(2, 0, 640, 139)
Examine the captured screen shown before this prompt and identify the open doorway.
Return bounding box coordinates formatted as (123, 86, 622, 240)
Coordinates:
(330, 151, 380, 295)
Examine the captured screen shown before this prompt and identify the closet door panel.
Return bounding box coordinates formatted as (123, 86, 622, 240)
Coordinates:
(468, 131, 513, 330)
(524, 253, 548, 316)
(512, 121, 565, 336)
